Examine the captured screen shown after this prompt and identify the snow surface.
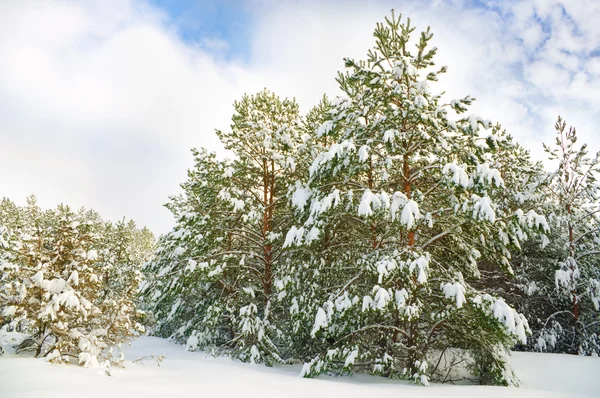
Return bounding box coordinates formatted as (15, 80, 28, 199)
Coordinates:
(1, 336, 599, 398)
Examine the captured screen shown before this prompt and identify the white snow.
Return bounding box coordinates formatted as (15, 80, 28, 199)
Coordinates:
(310, 307, 328, 337)
(390, 192, 408, 221)
(473, 295, 529, 344)
(0, 336, 599, 397)
(472, 194, 496, 223)
(358, 189, 381, 217)
(401, 199, 421, 229)
(291, 184, 312, 210)
(383, 129, 397, 143)
(283, 226, 304, 248)
(1, 306, 16, 317)
(476, 163, 504, 187)
(87, 249, 99, 260)
(309, 139, 355, 176)
(67, 270, 79, 286)
(30, 270, 44, 286)
(306, 226, 320, 243)
(43, 278, 67, 294)
(408, 254, 429, 284)
(316, 120, 334, 137)
(172, 246, 185, 257)
(442, 281, 466, 308)
(395, 288, 408, 308)
(344, 348, 359, 367)
(414, 95, 428, 108)
(358, 145, 370, 162)
(443, 162, 470, 188)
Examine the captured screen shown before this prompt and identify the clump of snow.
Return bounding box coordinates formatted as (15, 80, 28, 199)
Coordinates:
(316, 120, 335, 137)
(383, 129, 397, 143)
(515, 209, 550, 232)
(358, 189, 381, 217)
(310, 307, 328, 337)
(408, 254, 429, 284)
(344, 348, 359, 367)
(87, 250, 99, 260)
(291, 184, 312, 210)
(401, 200, 421, 229)
(442, 162, 469, 188)
(2, 306, 17, 317)
(472, 295, 529, 344)
(284, 226, 305, 248)
(472, 195, 496, 223)
(358, 145, 370, 162)
(476, 163, 504, 187)
(390, 192, 408, 221)
(442, 282, 466, 308)
(43, 278, 67, 294)
(309, 140, 356, 176)
(373, 285, 390, 310)
(186, 334, 199, 351)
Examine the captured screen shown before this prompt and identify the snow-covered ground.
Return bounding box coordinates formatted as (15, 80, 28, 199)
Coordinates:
(1, 336, 599, 398)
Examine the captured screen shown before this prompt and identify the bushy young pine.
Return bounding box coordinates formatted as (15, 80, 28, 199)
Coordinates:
(281, 13, 548, 385)
(0, 197, 153, 367)
(143, 90, 303, 364)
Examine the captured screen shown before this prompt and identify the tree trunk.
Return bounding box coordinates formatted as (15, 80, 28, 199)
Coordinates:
(262, 159, 274, 307)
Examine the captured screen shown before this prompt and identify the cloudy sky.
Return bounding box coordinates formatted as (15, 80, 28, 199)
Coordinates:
(1, 0, 599, 234)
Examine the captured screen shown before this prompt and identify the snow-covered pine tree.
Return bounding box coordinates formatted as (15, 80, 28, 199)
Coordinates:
(0, 198, 22, 332)
(142, 149, 241, 346)
(0, 198, 153, 367)
(285, 12, 547, 385)
(95, 219, 149, 365)
(275, 95, 338, 362)
(144, 90, 302, 364)
(37, 205, 108, 365)
(1, 196, 55, 352)
(529, 117, 600, 355)
(468, 128, 550, 326)
(214, 89, 303, 364)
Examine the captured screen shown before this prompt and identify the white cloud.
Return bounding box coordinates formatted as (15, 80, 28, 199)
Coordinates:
(0, 0, 261, 232)
(0, 0, 598, 233)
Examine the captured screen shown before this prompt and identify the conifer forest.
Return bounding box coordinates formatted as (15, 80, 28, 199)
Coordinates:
(1, 8, 599, 398)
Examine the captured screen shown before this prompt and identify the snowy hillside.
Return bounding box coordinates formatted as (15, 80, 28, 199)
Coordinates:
(0, 336, 598, 398)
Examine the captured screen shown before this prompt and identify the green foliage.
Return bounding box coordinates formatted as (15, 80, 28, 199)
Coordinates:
(139, 10, 599, 388)
(277, 11, 548, 386)
(143, 90, 302, 365)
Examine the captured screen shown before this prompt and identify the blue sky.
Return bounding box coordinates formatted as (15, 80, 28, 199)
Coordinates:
(150, 0, 254, 60)
(0, 0, 598, 233)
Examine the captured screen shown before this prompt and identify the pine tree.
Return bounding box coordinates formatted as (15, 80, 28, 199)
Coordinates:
(0, 197, 153, 367)
(1, 196, 54, 351)
(275, 95, 337, 362)
(96, 219, 148, 365)
(0, 198, 22, 332)
(144, 90, 303, 364)
(284, 12, 547, 385)
(528, 117, 600, 355)
(469, 129, 550, 328)
(142, 149, 240, 345)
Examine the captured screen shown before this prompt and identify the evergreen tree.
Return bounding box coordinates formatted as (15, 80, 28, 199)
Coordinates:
(144, 90, 303, 364)
(522, 117, 600, 355)
(0, 197, 153, 367)
(469, 129, 550, 331)
(283, 12, 547, 385)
